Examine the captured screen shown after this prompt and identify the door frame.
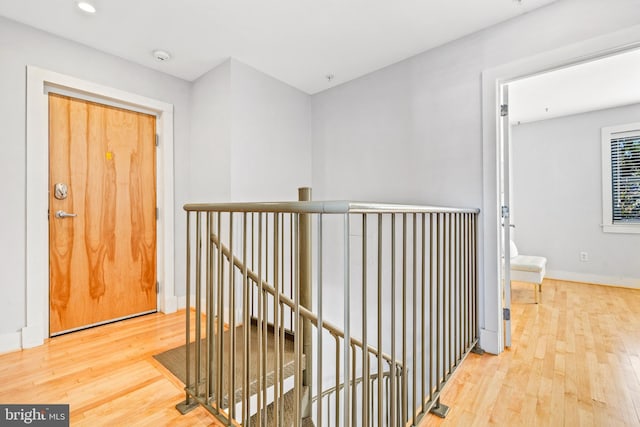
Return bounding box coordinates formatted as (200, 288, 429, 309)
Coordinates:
(499, 84, 512, 349)
(481, 26, 640, 355)
(23, 66, 177, 347)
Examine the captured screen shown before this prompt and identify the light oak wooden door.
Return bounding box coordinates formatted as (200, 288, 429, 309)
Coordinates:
(49, 93, 157, 335)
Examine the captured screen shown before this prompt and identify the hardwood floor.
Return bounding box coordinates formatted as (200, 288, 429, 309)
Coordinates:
(0, 310, 221, 426)
(1, 279, 638, 426)
(422, 279, 640, 426)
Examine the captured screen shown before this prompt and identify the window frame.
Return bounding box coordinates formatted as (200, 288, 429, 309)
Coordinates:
(601, 122, 640, 234)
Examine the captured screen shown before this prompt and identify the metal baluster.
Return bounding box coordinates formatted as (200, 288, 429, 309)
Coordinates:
(206, 213, 213, 406)
(335, 334, 340, 427)
(262, 215, 269, 423)
(402, 213, 407, 425)
(317, 214, 324, 427)
(450, 213, 455, 368)
(351, 344, 357, 427)
(412, 213, 417, 426)
(228, 213, 235, 419)
(429, 213, 434, 405)
(458, 213, 462, 359)
(216, 213, 224, 415)
(377, 213, 383, 427)
(421, 213, 426, 415)
(273, 213, 280, 427)
(447, 213, 452, 379)
(471, 214, 478, 339)
(177, 212, 193, 412)
(343, 213, 351, 427)
(390, 214, 396, 426)
(436, 213, 441, 393)
(256, 213, 263, 426)
(362, 214, 369, 427)
(294, 213, 301, 426)
(242, 213, 250, 424)
(195, 213, 202, 403)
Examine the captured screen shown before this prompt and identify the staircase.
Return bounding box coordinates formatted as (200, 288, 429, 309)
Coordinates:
(177, 188, 480, 426)
(182, 322, 301, 410)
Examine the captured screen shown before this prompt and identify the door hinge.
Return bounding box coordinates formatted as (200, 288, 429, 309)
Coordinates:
(500, 104, 508, 117)
(501, 205, 509, 219)
(156, 281, 160, 294)
(155, 134, 159, 147)
(503, 308, 511, 321)
(156, 207, 159, 220)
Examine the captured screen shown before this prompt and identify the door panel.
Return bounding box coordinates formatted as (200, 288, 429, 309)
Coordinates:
(49, 93, 157, 335)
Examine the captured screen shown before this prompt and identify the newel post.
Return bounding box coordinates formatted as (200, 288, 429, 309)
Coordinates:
(298, 187, 313, 418)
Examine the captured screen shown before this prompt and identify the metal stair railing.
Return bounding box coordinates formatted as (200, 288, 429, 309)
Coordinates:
(177, 188, 480, 426)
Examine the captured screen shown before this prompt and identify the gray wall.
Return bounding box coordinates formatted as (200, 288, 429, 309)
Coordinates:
(0, 17, 191, 337)
(230, 59, 312, 201)
(189, 60, 232, 202)
(188, 59, 312, 203)
(512, 104, 640, 287)
(311, 0, 640, 206)
(310, 0, 640, 347)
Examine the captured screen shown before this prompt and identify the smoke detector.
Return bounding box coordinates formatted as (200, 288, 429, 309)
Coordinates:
(152, 50, 171, 62)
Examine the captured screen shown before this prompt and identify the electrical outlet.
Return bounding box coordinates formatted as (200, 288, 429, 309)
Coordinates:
(580, 252, 588, 262)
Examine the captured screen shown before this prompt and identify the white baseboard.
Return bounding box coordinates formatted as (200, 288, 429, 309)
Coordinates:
(0, 331, 21, 354)
(162, 296, 178, 314)
(479, 328, 500, 355)
(177, 294, 207, 311)
(21, 325, 45, 349)
(177, 294, 200, 310)
(546, 270, 640, 289)
(177, 295, 188, 310)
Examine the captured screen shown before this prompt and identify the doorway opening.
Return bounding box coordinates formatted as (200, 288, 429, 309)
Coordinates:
(493, 46, 640, 352)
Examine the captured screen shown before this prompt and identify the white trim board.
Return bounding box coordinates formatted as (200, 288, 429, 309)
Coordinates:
(23, 66, 177, 350)
(546, 271, 640, 290)
(481, 24, 640, 355)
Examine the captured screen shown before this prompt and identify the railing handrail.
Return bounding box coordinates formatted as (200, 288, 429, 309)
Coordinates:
(178, 191, 480, 426)
(210, 234, 404, 370)
(184, 200, 480, 215)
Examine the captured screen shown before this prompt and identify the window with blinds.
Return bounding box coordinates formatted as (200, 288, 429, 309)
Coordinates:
(602, 123, 640, 233)
(610, 135, 640, 222)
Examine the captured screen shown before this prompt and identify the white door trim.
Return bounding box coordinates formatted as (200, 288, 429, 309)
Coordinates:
(481, 25, 640, 355)
(23, 66, 177, 348)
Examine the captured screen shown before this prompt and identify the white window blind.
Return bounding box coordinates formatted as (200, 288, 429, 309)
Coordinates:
(602, 123, 640, 233)
(610, 134, 640, 223)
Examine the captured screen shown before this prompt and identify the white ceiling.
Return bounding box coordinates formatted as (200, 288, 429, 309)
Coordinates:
(510, 47, 640, 124)
(0, 0, 557, 94)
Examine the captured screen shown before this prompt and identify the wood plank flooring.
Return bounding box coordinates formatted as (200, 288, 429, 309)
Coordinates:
(0, 311, 221, 426)
(422, 279, 640, 426)
(1, 279, 638, 426)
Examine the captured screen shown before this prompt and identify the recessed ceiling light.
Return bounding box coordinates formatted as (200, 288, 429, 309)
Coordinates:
(77, 1, 96, 14)
(153, 50, 171, 62)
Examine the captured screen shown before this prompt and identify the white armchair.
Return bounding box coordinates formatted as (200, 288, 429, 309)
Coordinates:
(510, 240, 547, 304)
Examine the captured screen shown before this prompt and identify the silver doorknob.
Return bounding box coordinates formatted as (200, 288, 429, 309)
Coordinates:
(55, 210, 77, 219)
